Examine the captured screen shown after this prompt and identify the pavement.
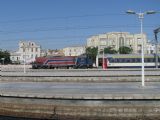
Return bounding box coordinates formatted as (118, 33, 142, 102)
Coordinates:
(2, 70, 160, 76)
(0, 82, 160, 100)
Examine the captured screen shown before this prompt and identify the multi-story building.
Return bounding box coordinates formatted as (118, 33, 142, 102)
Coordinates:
(87, 32, 148, 54)
(10, 51, 21, 64)
(46, 49, 64, 56)
(63, 46, 86, 56)
(146, 43, 155, 54)
(10, 41, 41, 64)
(146, 43, 160, 54)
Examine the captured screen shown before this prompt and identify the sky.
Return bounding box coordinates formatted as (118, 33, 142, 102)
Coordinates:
(0, 0, 160, 51)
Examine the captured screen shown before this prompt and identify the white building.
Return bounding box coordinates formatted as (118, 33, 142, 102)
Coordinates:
(10, 41, 41, 64)
(148, 43, 160, 54)
(46, 49, 64, 56)
(63, 46, 86, 56)
(146, 43, 155, 54)
(10, 51, 21, 64)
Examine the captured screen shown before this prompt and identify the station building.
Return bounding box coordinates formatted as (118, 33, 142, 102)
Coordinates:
(10, 41, 41, 64)
(87, 32, 149, 54)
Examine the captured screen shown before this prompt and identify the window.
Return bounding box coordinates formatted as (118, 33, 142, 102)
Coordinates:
(109, 58, 114, 63)
(131, 58, 136, 63)
(137, 38, 142, 44)
(119, 37, 124, 47)
(126, 59, 131, 63)
(119, 58, 125, 63)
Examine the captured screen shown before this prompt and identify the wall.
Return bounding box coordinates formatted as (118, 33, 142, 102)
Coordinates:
(0, 97, 160, 119)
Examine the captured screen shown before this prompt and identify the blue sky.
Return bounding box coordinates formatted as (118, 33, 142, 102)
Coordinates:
(0, 0, 159, 51)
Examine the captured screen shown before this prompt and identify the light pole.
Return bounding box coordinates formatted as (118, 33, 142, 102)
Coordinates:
(98, 45, 106, 69)
(154, 27, 160, 68)
(102, 48, 105, 70)
(23, 48, 26, 73)
(23, 46, 27, 74)
(126, 10, 156, 87)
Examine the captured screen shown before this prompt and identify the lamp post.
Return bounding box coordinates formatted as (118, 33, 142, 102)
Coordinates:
(103, 48, 104, 69)
(23, 48, 26, 74)
(154, 27, 160, 68)
(99, 47, 105, 70)
(126, 10, 156, 87)
(23, 45, 28, 74)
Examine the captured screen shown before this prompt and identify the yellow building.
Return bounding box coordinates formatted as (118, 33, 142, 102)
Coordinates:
(87, 32, 148, 54)
(63, 46, 86, 56)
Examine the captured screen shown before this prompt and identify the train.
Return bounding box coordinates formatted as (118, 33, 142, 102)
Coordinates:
(98, 54, 160, 68)
(32, 56, 93, 69)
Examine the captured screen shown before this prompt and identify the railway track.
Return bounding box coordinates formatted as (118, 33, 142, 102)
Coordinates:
(1, 66, 160, 119)
(1, 69, 160, 82)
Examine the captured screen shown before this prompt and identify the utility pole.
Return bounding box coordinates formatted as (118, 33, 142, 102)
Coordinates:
(154, 27, 160, 68)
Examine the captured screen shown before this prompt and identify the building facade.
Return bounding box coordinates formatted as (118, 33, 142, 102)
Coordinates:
(10, 41, 41, 64)
(146, 43, 160, 54)
(46, 49, 64, 56)
(87, 32, 148, 54)
(63, 46, 86, 56)
(10, 51, 21, 64)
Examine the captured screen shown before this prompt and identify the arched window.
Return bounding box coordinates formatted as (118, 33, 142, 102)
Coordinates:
(119, 37, 124, 47)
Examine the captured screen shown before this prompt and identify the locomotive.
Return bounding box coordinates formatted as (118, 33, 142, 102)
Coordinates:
(32, 56, 93, 69)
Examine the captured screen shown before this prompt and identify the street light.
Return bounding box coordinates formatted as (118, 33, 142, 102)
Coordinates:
(98, 45, 106, 70)
(23, 46, 27, 74)
(100, 48, 105, 70)
(126, 10, 156, 87)
(154, 27, 160, 68)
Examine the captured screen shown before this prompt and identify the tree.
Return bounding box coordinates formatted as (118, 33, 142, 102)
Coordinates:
(102, 47, 117, 54)
(0, 50, 11, 64)
(86, 47, 98, 63)
(119, 46, 133, 54)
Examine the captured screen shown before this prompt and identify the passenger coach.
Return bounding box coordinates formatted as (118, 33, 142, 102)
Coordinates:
(97, 54, 160, 68)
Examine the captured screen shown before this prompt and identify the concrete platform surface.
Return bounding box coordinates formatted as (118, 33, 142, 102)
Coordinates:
(0, 82, 160, 100)
(2, 70, 160, 77)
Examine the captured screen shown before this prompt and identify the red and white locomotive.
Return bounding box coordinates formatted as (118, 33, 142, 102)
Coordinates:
(32, 56, 93, 69)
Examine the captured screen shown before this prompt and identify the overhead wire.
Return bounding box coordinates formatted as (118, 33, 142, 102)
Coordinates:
(0, 12, 159, 49)
(0, 13, 126, 24)
(0, 24, 158, 35)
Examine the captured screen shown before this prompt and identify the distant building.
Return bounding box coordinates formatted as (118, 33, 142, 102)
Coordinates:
(63, 46, 86, 56)
(10, 51, 21, 64)
(146, 43, 160, 54)
(40, 49, 47, 57)
(46, 49, 64, 56)
(87, 32, 149, 54)
(10, 41, 41, 64)
(146, 43, 155, 54)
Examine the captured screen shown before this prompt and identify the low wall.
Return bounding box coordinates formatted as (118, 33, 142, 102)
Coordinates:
(0, 97, 160, 120)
